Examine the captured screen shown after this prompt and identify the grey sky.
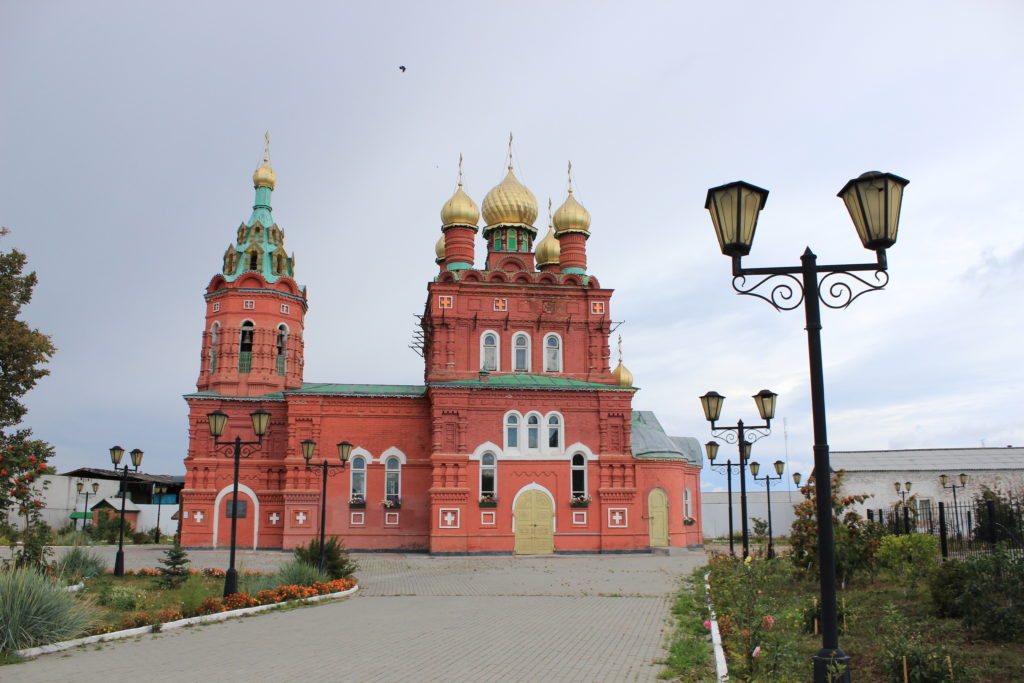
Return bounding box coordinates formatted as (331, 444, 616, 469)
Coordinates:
(2, 1, 1022, 494)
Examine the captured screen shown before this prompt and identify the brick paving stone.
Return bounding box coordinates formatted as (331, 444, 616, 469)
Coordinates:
(3, 548, 707, 682)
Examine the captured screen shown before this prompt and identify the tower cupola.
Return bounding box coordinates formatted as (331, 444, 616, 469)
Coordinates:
(483, 135, 538, 271)
(535, 199, 561, 272)
(554, 162, 591, 275)
(440, 155, 478, 271)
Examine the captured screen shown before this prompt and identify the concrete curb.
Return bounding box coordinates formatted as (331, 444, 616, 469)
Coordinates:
(704, 572, 729, 681)
(16, 584, 359, 658)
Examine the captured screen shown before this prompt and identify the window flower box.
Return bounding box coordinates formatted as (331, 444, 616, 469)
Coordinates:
(570, 495, 591, 508)
(479, 496, 498, 508)
(683, 517, 696, 526)
(381, 498, 401, 509)
(349, 497, 366, 509)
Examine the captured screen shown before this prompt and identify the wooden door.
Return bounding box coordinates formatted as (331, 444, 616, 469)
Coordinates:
(514, 490, 554, 555)
(648, 488, 669, 547)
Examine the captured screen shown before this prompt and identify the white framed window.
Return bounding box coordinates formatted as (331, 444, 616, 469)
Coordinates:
(350, 456, 366, 501)
(280, 304, 290, 314)
(481, 452, 497, 497)
(505, 413, 520, 449)
(208, 322, 220, 374)
(438, 295, 453, 309)
(526, 414, 540, 449)
(590, 301, 605, 315)
(481, 331, 499, 372)
(238, 320, 255, 373)
(385, 456, 401, 504)
(212, 302, 221, 312)
(684, 488, 692, 518)
(244, 300, 255, 310)
(513, 333, 530, 372)
(276, 323, 288, 376)
(547, 414, 562, 450)
(493, 298, 508, 311)
(543, 333, 562, 372)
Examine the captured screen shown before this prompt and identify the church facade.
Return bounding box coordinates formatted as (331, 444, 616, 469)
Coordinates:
(180, 144, 703, 554)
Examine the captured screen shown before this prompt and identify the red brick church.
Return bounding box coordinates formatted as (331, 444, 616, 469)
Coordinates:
(180, 142, 702, 554)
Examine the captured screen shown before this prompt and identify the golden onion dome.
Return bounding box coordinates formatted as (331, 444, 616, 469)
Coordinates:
(611, 360, 634, 387)
(253, 159, 276, 190)
(441, 185, 480, 228)
(482, 168, 538, 227)
(435, 234, 446, 262)
(553, 189, 591, 234)
(535, 226, 560, 266)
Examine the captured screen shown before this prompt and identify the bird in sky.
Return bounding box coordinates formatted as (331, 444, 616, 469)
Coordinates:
(399, 65, 407, 72)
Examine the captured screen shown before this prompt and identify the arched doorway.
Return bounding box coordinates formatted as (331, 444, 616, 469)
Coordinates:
(514, 490, 554, 555)
(213, 485, 260, 550)
(648, 488, 669, 547)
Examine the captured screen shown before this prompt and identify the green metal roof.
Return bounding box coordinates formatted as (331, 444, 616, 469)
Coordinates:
(431, 374, 632, 391)
(289, 383, 426, 397)
(183, 389, 286, 401)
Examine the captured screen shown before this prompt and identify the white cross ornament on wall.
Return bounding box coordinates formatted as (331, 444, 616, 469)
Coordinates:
(612, 511, 623, 525)
(193, 511, 204, 523)
(296, 511, 307, 525)
(269, 512, 280, 525)
(443, 511, 456, 526)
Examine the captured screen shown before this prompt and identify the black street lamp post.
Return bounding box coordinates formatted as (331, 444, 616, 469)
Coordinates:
(76, 480, 100, 531)
(153, 485, 167, 544)
(302, 439, 354, 573)
(939, 473, 969, 534)
(699, 389, 777, 558)
(704, 169, 909, 682)
(206, 408, 270, 597)
(109, 446, 144, 577)
(750, 460, 785, 558)
(894, 481, 911, 505)
(704, 440, 743, 556)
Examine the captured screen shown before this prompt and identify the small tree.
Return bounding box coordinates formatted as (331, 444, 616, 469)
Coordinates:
(157, 544, 191, 589)
(789, 469, 884, 586)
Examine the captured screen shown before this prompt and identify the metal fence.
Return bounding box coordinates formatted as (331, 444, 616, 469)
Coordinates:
(867, 496, 1023, 560)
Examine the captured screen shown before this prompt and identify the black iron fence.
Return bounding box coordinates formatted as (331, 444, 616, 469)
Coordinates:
(867, 496, 1023, 560)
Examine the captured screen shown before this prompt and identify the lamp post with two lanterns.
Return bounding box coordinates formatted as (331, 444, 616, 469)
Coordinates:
(940, 473, 969, 533)
(76, 480, 100, 530)
(699, 389, 777, 559)
(704, 169, 908, 682)
(703, 440, 744, 557)
(894, 480, 912, 505)
(108, 446, 144, 577)
(749, 460, 785, 559)
(205, 408, 270, 597)
(301, 439, 354, 573)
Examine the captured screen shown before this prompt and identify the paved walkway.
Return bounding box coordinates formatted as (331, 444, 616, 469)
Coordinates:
(5, 547, 708, 682)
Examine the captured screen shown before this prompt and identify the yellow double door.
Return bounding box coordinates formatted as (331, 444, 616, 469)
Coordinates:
(513, 490, 554, 555)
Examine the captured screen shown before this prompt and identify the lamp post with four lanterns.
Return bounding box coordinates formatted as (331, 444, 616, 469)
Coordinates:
(699, 389, 777, 559)
(704, 168, 908, 682)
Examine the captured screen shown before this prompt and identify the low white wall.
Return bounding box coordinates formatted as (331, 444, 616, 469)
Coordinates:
(701, 490, 800, 540)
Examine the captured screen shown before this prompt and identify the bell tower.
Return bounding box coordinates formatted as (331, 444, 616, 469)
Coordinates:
(195, 135, 308, 397)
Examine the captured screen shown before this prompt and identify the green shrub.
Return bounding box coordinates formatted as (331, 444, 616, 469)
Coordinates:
(879, 603, 966, 682)
(99, 585, 148, 611)
(0, 567, 95, 652)
(240, 559, 326, 595)
(131, 530, 151, 545)
(178, 574, 218, 616)
(929, 560, 969, 618)
(53, 546, 106, 583)
(88, 509, 121, 544)
(294, 536, 358, 580)
(877, 534, 940, 590)
(957, 545, 1024, 642)
(51, 528, 92, 546)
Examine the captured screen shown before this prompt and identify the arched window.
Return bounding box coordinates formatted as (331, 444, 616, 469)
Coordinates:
(238, 320, 254, 373)
(527, 415, 540, 449)
(385, 456, 401, 504)
(209, 322, 220, 374)
(543, 334, 562, 372)
(505, 414, 520, 449)
(248, 250, 259, 271)
(684, 487, 692, 518)
(350, 456, 366, 502)
(571, 453, 587, 497)
(481, 332, 499, 372)
(276, 324, 288, 376)
(513, 333, 530, 372)
(480, 452, 496, 498)
(547, 415, 561, 449)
